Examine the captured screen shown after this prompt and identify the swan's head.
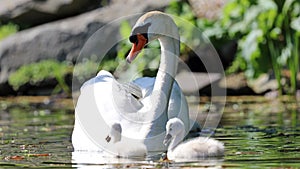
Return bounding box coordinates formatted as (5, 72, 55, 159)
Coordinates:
(163, 118, 185, 145)
(126, 11, 179, 63)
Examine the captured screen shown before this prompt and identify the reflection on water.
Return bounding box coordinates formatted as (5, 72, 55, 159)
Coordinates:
(0, 96, 299, 168)
(72, 151, 224, 168)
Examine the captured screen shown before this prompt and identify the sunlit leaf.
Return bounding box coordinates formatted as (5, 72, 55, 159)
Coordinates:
(120, 21, 131, 40)
(277, 43, 292, 66)
(291, 16, 300, 31)
(282, 0, 295, 16)
(270, 27, 281, 39)
(240, 29, 263, 62)
(292, 3, 300, 16)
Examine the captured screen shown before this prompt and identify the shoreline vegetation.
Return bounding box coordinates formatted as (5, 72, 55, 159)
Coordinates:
(0, 0, 299, 96)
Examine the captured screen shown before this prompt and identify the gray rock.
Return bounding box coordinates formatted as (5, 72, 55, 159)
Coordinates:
(248, 73, 278, 94)
(0, 0, 103, 27)
(188, 0, 226, 20)
(0, 0, 171, 95)
(175, 71, 221, 95)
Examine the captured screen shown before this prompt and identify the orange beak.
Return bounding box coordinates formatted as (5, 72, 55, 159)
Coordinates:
(126, 34, 148, 63)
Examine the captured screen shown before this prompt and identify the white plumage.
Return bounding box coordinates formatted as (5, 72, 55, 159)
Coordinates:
(72, 11, 191, 153)
(105, 123, 147, 158)
(164, 118, 224, 161)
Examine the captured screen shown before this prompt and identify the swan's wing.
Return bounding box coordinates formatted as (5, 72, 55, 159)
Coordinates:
(80, 70, 114, 91)
(112, 81, 143, 113)
(133, 77, 155, 97)
(123, 82, 143, 99)
(73, 82, 114, 151)
(73, 70, 131, 151)
(92, 70, 143, 100)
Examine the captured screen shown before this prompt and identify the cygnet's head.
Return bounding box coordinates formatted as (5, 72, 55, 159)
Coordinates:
(163, 118, 185, 145)
(105, 123, 122, 143)
(126, 11, 179, 63)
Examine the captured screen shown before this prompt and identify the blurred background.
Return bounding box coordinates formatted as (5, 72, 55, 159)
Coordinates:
(0, 0, 299, 97)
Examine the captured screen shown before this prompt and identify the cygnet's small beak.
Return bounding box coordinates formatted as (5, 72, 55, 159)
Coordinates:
(163, 133, 172, 146)
(126, 34, 147, 63)
(105, 135, 111, 143)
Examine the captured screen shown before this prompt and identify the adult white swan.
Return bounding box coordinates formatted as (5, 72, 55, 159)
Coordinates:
(72, 11, 190, 153)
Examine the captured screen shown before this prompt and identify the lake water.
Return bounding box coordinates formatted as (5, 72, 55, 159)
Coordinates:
(0, 96, 299, 168)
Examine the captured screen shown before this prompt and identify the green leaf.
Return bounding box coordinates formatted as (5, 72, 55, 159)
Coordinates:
(292, 3, 300, 16)
(291, 16, 300, 31)
(240, 29, 263, 62)
(282, 0, 295, 16)
(270, 27, 281, 39)
(120, 21, 131, 40)
(277, 43, 292, 66)
(8, 60, 71, 92)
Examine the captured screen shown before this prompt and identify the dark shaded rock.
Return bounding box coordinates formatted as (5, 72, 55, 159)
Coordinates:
(0, 0, 104, 27)
(0, 0, 171, 95)
(0, 82, 16, 96)
(16, 77, 59, 95)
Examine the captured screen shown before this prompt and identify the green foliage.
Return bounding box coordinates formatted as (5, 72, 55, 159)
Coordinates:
(165, 1, 198, 56)
(0, 23, 19, 40)
(105, 0, 300, 94)
(73, 55, 104, 83)
(206, 0, 300, 94)
(8, 60, 72, 94)
(164, 0, 299, 94)
(117, 21, 132, 60)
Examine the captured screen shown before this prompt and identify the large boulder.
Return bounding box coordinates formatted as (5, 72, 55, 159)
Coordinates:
(0, 0, 103, 27)
(0, 0, 171, 95)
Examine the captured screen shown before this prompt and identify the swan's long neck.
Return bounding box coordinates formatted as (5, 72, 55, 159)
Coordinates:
(168, 129, 185, 151)
(146, 35, 179, 136)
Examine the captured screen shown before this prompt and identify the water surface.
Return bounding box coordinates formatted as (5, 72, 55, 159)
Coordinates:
(0, 96, 299, 168)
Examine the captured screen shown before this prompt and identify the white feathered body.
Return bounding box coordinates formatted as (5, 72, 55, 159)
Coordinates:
(168, 137, 224, 160)
(72, 70, 189, 152)
(113, 141, 147, 158)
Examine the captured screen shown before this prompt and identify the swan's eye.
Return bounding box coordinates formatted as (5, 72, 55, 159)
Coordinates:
(129, 35, 137, 44)
(130, 22, 151, 44)
(129, 34, 148, 45)
(169, 125, 173, 131)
